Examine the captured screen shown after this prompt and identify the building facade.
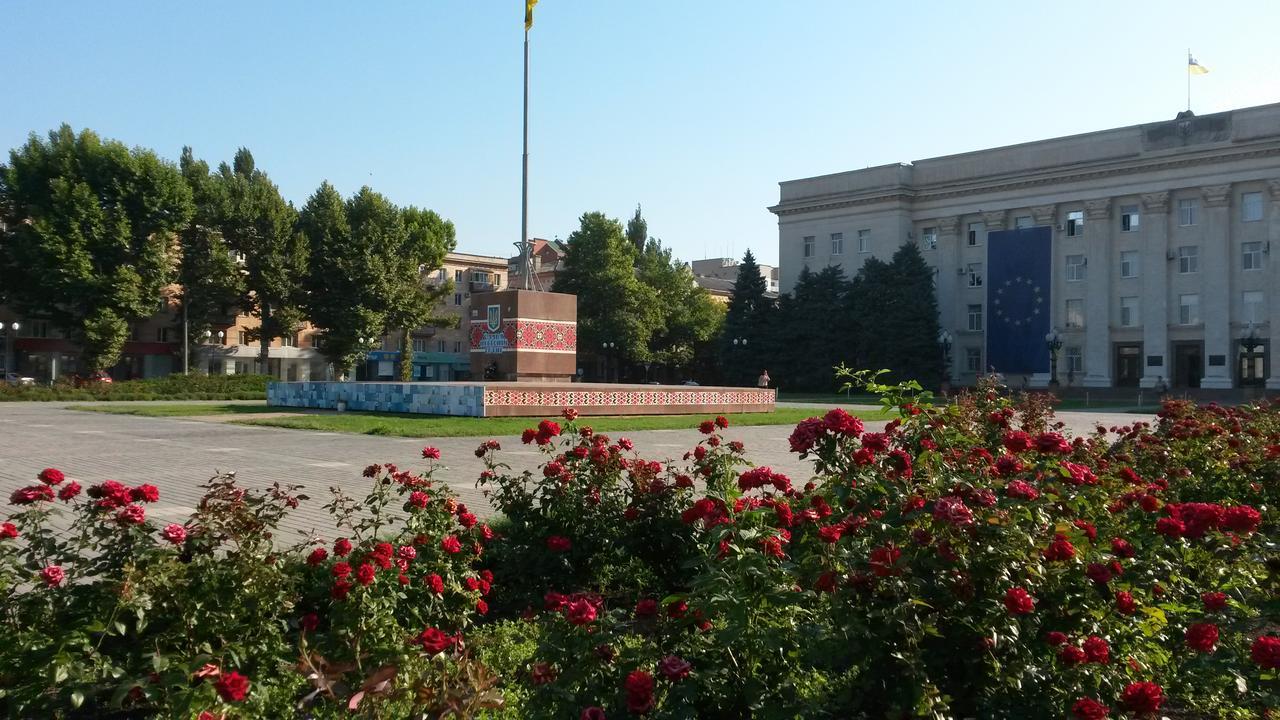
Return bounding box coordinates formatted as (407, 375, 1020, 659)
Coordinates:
(507, 238, 567, 291)
(771, 103, 1280, 390)
(690, 257, 781, 295)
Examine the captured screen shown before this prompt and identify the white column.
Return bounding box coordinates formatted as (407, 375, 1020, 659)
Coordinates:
(1266, 180, 1280, 389)
(1199, 184, 1233, 389)
(982, 210, 1007, 383)
(1140, 192, 1170, 388)
(936, 215, 961, 381)
(1083, 198, 1113, 387)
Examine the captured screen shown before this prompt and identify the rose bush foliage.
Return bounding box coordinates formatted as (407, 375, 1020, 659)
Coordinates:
(1, 374, 1277, 718)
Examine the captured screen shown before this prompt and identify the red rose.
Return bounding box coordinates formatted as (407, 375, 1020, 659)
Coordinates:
(1119, 682, 1163, 714)
(566, 598, 597, 625)
(1201, 591, 1228, 611)
(333, 537, 353, 556)
(1004, 480, 1039, 500)
(562, 407, 579, 421)
(1155, 517, 1185, 537)
(306, 547, 329, 565)
(546, 535, 572, 552)
(214, 670, 250, 702)
(1059, 645, 1087, 666)
(714, 415, 729, 429)
(1086, 563, 1112, 585)
(408, 491, 430, 509)
(1002, 431, 1033, 454)
(1082, 636, 1110, 664)
(531, 662, 557, 685)
(441, 536, 462, 554)
(117, 504, 146, 525)
(38, 468, 65, 485)
(822, 408, 862, 436)
(1250, 635, 1280, 669)
(0, 522, 17, 539)
(868, 545, 901, 577)
(421, 446, 441, 460)
(40, 565, 65, 587)
(397, 545, 416, 561)
(1045, 631, 1069, 646)
(1221, 505, 1261, 533)
(619, 437, 635, 451)
(1115, 591, 1137, 615)
(658, 655, 692, 681)
(580, 707, 606, 720)
(861, 432, 890, 452)
(667, 599, 688, 618)
(1185, 623, 1218, 653)
(817, 524, 843, 544)
(1033, 432, 1070, 453)
(1003, 587, 1034, 615)
(355, 563, 376, 586)
(698, 420, 716, 434)
(1071, 697, 1110, 720)
(932, 496, 973, 526)
(1110, 537, 1135, 558)
(299, 612, 320, 632)
(10, 484, 54, 505)
(1042, 534, 1075, 561)
(635, 598, 658, 617)
(476, 599, 489, 615)
(331, 562, 352, 578)
(58, 481, 81, 501)
(624, 670, 655, 714)
(416, 627, 458, 655)
(331, 580, 352, 600)
(130, 484, 160, 503)
(161, 523, 187, 545)
(427, 574, 445, 594)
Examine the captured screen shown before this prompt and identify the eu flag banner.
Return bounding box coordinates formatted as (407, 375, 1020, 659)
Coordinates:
(985, 226, 1052, 375)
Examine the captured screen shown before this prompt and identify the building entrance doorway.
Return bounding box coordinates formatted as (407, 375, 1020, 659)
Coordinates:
(1114, 344, 1142, 387)
(1172, 342, 1203, 389)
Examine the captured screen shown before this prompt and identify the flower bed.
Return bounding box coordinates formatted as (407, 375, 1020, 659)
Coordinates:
(1, 373, 1277, 718)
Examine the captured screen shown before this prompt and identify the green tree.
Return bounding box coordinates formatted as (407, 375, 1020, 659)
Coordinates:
(636, 237, 723, 380)
(553, 212, 660, 378)
(217, 149, 306, 374)
(844, 243, 942, 388)
(720, 250, 773, 386)
(769, 265, 848, 392)
(625, 204, 648, 255)
(391, 206, 457, 381)
(177, 147, 245, 368)
(0, 125, 192, 372)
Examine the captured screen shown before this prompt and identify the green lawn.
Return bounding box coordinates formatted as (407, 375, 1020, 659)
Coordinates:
(68, 403, 274, 417)
(231, 406, 891, 438)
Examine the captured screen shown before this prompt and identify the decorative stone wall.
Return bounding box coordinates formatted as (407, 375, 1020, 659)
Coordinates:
(267, 382, 776, 418)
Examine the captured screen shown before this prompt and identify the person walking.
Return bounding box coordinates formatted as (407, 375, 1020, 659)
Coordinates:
(757, 369, 771, 388)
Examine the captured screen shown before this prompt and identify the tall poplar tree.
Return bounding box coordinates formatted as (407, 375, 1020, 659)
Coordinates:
(177, 147, 244, 366)
(0, 125, 192, 372)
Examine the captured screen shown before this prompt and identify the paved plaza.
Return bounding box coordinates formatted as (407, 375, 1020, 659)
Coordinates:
(0, 402, 1148, 541)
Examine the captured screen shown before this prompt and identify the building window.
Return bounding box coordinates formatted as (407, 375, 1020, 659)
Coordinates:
(830, 232, 844, 256)
(453, 269, 463, 282)
(495, 273, 502, 287)
(967, 304, 983, 332)
(437, 268, 446, 280)
(1065, 254, 1087, 282)
(1120, 296, 1139, 327)
(1014, 216, 1032, 229)
(129, 324, 140, 341)
(453, 341, 461, 353)
(281, 334, 297, 348)
(454, 293, 463, 306)
(857, 229, 871, 253)
(1120, 204, 1140, 232)
(921, 227, 937, 250)
(802, 236, 815, 258)
(437, 340, 447, 352)
(967, 222, 984, 246)
(1065, 299, 1084, 328)
(1243, 291, 1264, 325)
(1242, 192, 1263, 222)
(1178, 294, 1200, 325)
(1066, 210, 1085, 237)
(238, 330, 249, 346)
(967, 262, 983, 288)
(413, 338, 429, 352)
(1243, 241, 1263, 270)
(155, 327, 172, 343)
(1120, 250, 1140, 278)
(965, 347, 982, 373)
(1178, 246, 1199, 274)
(1065, 346, 1083, 374)
(1178, 198, 1198, 226)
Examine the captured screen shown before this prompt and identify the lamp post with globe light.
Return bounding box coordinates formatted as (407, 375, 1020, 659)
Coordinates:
(3, 321, 19, 382)
(1045, 329, 1063, 388)
(601, 341, 616, 382)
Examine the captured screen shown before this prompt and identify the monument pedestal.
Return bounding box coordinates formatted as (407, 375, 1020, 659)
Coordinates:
(469, 289, 577, 382)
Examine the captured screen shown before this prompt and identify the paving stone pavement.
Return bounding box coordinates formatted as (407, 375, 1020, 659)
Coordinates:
(0, 402, 1150, 542)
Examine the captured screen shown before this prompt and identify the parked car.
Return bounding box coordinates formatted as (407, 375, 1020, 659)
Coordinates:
(681, 379, 700, 386)
(3, 370, 35, 386)
(72, 371, 113, 387)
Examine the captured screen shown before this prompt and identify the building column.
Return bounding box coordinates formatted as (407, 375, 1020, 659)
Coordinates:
(1139, 192, 1169, 388)
(982, 210, 1006, 383)
(1082, 198, 1113, 387)
(1266, 180, 1280, 389)
(935, 215, 961, 382)
(1200, 184, 1233, 389)
(1028, 205, 1056, 388)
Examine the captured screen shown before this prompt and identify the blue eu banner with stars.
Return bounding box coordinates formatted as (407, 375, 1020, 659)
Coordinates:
(986, 226, 1052, 375)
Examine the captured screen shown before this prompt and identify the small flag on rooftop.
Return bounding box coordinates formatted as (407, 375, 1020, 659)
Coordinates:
(1188, 54, 1209, 75)
(525, 0, 538, 31)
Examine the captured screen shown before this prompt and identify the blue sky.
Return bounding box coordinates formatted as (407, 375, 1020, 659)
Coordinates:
(3, 1, 1278, 266)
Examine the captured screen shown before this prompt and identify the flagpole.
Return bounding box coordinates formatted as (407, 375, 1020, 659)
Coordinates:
(521, 26, 531, 290)
(1186, 49, 1191, 113)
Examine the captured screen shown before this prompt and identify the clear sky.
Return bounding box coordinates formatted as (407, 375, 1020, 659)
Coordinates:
(3, 1, 1278, 267)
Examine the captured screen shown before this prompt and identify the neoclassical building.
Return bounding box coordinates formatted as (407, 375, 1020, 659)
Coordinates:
(770, 102, 1280, 390)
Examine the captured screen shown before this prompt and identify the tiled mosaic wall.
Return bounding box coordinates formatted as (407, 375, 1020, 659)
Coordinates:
(268, 382, 486, 417)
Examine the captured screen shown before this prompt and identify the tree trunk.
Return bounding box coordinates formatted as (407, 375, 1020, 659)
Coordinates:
(398, 329, 413, 382)
(259, 301, 271, 377)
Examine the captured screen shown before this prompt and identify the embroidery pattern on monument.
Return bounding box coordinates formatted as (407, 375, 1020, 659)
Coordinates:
(469, 319, 577, 353)
(482, 388, 776, 407)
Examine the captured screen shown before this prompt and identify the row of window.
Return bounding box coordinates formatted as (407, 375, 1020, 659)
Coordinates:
(960, 347, 1083, 374)
(802, 229, 871, 258)
(963, 291, 1264, 333)
(411, 338, 464, 354)
(436, 268, 503, 285)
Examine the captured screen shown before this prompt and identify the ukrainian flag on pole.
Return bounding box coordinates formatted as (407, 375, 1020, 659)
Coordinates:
(525, 0, 538, 31)
(1188, 53, 1209, 74)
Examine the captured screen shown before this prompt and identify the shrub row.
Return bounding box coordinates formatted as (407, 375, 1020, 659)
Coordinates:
(0, 373, 269, 401)
(1, 371, 1276, 718)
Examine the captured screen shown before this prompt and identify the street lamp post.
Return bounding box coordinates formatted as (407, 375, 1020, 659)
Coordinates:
(3, 321, 19, 381)
(1045, 329, 1063, 388)
(731, 337, 748, 386)
(602, 341, 616, 382)
(937, 329, 953, 388)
